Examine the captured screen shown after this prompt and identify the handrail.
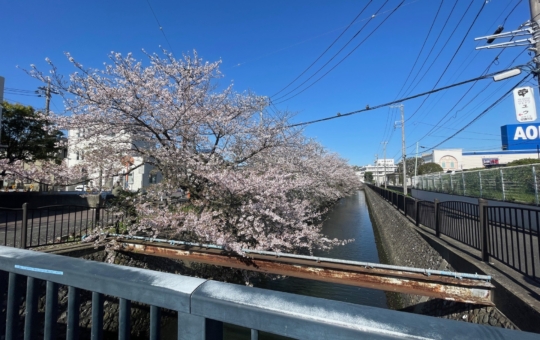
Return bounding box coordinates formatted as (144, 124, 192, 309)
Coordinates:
(0, 246, 537, 339)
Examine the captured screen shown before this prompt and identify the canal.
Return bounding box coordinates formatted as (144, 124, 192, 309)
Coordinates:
(224, 190, 387, 339)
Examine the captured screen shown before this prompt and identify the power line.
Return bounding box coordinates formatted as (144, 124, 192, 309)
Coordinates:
(424, 73, 531, 151)
(272, 0, 390, 102)
(406, 0, 485, 122)
(394, 0, 445, 100)
(379, 0, 443, 153)
(274, 1, 405, 105)
(5, 87, 36, 93)
(285, 66, 523, 129)
(401, 0, 460, 97)
(412, 121, 499, 136)
(414, 47, 527, 143)
(271, 1, 373, 98)
(4, 91, 41, 97)
(228, 0, 422, 71)
(145, 0, 175, 54)
(502, 0, 523, 26)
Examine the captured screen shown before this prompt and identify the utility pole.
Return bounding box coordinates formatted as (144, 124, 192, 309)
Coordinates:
(381, 141, 388, 189)
(414, 142, 419, 188)
(37, 79, 58, 115)
(530, 0, 540, 85)
(392, 104, 407, 195)
(375, 154, 379, 186)
(400, 104, 407, 195)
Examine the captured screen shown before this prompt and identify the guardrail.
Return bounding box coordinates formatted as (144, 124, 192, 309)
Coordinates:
(366, 184, 540, 283)
(1, 246, 537, 339)
(0, 204, 123, 248)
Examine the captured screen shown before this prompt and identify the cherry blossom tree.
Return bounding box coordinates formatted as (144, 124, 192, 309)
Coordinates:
(26, 50, 361, 254)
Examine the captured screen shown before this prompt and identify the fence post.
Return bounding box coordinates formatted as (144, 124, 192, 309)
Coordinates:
(403, 194, 407, 216)
(500, 169, 506, 201)
(439, 173, 443, 192)
(479, 198, 489, 262)
(434, 199, 440, 238)
(450, 174, 453, 193)
(533, 166, 539, 206)
(95, 206, 101, 229)
(462, 172, 466, 196)
(20, 203, 28, 249)
(479, 172, 483, 198)
(414, 199, 419, 227)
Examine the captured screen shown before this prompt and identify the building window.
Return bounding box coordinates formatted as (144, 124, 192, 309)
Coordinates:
(149, 173, 158, 184)
(440, 155, 458, 170)
(76, 152, 79, 160)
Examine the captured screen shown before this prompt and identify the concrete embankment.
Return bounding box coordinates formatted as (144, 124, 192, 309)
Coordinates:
(364, 186, 518, 330)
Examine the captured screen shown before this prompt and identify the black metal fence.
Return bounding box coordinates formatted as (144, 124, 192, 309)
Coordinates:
(487, 206, 540, 280)
(366, 184, 540, 283)
(417, 201, 435, 231)
(0, 204, 124, 249)
(439, 201, 481, 251)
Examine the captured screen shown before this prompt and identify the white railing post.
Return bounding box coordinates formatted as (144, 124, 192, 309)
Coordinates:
(479, 172, 483, 198)
(500, 168, 505, 201)
(533, 166, 539, 206)
(462, 171, 466, 196)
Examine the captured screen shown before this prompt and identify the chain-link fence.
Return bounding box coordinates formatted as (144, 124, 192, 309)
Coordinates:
(414, 163, 540, 205)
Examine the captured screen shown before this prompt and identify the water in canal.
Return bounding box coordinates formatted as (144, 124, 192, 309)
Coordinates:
(224, 190, 387, 339)
(255, 190, 387, 307)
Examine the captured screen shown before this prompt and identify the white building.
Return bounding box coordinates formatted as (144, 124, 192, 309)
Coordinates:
(421, 148, 540, 171)
(66, 129, 162, 192)
(358, 159, 398, 184)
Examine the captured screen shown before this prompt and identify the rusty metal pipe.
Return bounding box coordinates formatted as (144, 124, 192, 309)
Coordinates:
(119, 240, 495, 306)
(108, 233, 491, 281)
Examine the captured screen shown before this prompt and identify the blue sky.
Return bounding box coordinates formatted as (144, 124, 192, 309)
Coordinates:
(1, 0, 534, 166)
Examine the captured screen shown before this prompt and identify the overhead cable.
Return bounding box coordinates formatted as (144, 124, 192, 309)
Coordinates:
(145, 0, 175, 54)
(423, 73, 531, 151)
(272, 0, 390, 102)
(271, 1, 373, 98)
(406, 0, 485, 122)
(285, 65, 526, 129)
(274, 1, 405, 105)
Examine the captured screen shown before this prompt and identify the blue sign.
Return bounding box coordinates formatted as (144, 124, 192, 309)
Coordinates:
(501, 123, 540, 150)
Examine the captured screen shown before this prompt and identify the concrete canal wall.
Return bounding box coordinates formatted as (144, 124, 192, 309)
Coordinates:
(363, 186, 518, 330)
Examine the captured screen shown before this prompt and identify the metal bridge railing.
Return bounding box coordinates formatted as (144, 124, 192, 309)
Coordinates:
(1, 246, 537, 340)
(439, 201, 481, 251)
(487, 206, 540, 279)
(366, 184, 540, 283)
(0, 204, 123, 249)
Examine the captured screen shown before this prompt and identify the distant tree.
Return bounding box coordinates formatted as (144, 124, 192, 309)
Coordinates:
(364, 171, 373, 182)
(418, 162, 443, 175)
(1, 102, 64, 164)
(506, 158, 540, 166)
(396, 157, 424, 183)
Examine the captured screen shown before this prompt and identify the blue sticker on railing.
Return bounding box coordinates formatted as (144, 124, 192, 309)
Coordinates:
(14, 265, 63, 275)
